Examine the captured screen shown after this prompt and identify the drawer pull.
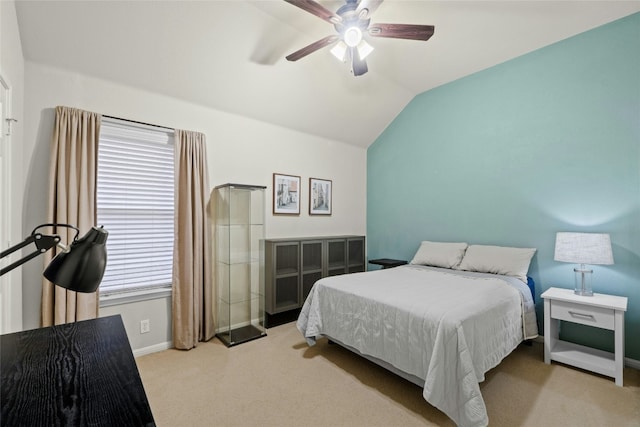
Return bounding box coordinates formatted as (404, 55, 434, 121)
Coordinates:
(568, 311, 595, 320)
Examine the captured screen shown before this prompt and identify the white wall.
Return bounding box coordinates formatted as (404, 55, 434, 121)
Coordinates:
(0, 0, 25, 333)
(21, 62, 366, 351)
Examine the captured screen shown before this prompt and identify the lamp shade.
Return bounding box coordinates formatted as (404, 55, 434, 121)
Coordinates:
(44, 226, 108, 293)
(554, 232, 614, 265)
(330, 41, 348, 61)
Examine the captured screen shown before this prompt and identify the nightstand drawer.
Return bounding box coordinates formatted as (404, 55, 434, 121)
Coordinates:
(550, 300, 614, 330)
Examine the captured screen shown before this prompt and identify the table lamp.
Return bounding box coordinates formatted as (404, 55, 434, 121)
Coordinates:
(553, 232, 614, 296)
(0, 224, 108, 293)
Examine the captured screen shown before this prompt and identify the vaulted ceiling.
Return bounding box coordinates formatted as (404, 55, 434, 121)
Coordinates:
(15, 1, 640, 147)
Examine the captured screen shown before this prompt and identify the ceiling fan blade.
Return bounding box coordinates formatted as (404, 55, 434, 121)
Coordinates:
(286, 35, 340, 61)
(356, 0, 384, 19)
(284, 0, 342, 24)
(368, 23, 435, 41)
(350, 47, 368, 76)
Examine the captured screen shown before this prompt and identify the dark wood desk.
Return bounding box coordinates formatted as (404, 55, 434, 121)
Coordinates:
(1, 315, 155, 426)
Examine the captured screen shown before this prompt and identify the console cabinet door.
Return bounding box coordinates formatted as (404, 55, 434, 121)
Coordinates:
(265, 241, 300, 314)
(347, 237, 365, 273)
(301, 240, 323, 302)
(326, 238, 347, 277)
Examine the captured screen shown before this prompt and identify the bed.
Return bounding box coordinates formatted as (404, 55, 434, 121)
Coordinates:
(296, 242, 538, 427)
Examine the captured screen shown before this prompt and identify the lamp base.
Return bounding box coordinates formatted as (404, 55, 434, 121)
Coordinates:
(574, 266, 593, 296)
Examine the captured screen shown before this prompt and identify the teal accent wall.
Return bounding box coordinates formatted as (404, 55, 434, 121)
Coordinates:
(367, 13, 640, 359)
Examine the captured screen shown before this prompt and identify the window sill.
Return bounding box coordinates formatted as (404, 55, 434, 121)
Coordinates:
(99, 287, 172, 308)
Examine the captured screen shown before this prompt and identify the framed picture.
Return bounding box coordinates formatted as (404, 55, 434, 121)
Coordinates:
(273, 173, 301, 215)
(309, 178, 332, 215)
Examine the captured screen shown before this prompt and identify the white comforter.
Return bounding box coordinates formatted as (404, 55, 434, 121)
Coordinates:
(296, 265, 538, 427)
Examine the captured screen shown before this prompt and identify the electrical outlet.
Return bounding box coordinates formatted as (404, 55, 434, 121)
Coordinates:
(140, 319, 150, 334)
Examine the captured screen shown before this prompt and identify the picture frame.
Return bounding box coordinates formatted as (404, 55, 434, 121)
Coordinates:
(309, 178, 332, 215)
(273, 173, 301, 215)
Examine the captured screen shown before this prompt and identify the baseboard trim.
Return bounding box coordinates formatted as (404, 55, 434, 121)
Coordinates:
(133, 341, 173, 358)
(625, 357, 640, 370)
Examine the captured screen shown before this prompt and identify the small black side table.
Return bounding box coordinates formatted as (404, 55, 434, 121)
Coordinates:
(369, 258, 408, 269)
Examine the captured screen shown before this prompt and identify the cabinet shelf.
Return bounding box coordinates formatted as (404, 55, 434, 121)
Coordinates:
(216, 324, 266, 347)
(217, 257, 260, 266)
(275, 268, 299, 276)
(219, 292, 262, 305)
(275, 299, 299, 310)
(550, 340, 615, 377)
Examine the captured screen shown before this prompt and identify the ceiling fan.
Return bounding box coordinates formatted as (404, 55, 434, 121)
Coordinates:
(284, 0, 435, 76)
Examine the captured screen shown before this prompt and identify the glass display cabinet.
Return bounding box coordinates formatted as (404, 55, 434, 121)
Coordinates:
(213, 183, 266, 347)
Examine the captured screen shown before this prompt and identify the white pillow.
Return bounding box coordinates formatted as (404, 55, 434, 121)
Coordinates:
(457, 244, 536, 283)
(410, 241, 469, 269)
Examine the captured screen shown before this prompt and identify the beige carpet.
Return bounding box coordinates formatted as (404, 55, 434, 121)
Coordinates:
(136, 322, 640, 427)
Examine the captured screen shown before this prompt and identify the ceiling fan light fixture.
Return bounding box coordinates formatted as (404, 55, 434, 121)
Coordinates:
(356, 39, 374, 60)
(343, 26, 363, 47)
(283, 0, 435, 77)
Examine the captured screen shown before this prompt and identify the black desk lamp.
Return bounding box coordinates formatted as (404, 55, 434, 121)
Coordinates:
(0, 224, 108, 293)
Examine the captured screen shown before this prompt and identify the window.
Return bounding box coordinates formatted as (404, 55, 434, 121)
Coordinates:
(97, 119, 174, 296)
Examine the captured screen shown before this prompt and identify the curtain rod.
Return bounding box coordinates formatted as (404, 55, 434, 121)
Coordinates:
(103, 114, 174, 132)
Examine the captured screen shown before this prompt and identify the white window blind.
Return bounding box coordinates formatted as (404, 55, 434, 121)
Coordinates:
(97, 119, 174, 295)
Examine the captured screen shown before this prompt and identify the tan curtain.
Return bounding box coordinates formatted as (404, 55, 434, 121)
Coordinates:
(42, 106, 101, 326)
(172, 129, 213, 349)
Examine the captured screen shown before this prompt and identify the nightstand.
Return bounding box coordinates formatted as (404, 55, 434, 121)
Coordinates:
(368, 258, 408, 269)
(541, 287, 627, 386)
